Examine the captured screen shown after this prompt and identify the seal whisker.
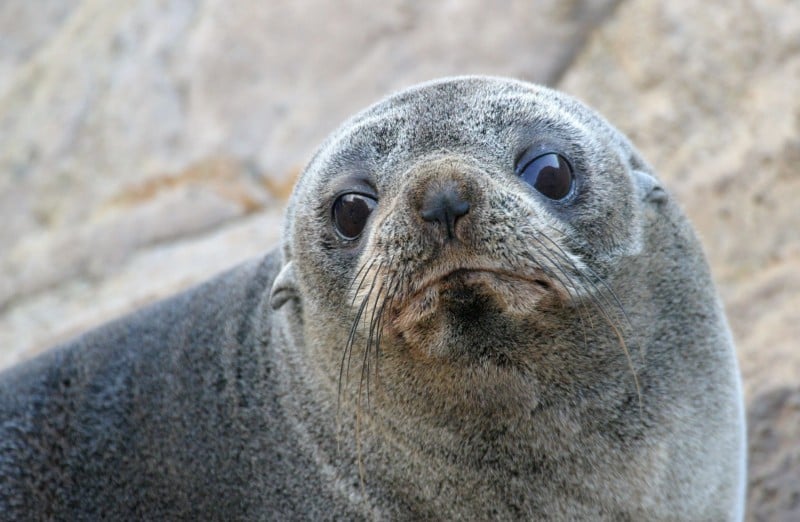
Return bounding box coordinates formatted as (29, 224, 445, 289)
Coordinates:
(540, 225, 644, 364)
(545, 234, 644, 380)
(350, 256, 380, 306)
(581, 265, 645, 365)
(338, 284, 372, 417)
(338, 255, 380, 430)
(373, 264, 402, 390)
(345, 257, 377, 300)
(534, 229, 643, 412)
(340, 255, 382, 419)
(349, 260, 390, 496)
(354, 260, 384, 393)
(359, 261, 388, 410)
(516, 231, 598, 358)
(336, 292, 368, 444)
(534, 227, 628, 328)
(520, 240, 581, 305)
(365, 292, 390, 406)
(520, 244, 592, 355)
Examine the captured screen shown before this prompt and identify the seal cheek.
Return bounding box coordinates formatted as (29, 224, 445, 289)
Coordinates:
(474, 272, 552, 318)
(393, 286, 441, 333)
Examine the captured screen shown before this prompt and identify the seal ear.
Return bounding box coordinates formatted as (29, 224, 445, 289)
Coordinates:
(633, 170, 668, 204)
(270, 261, 299, 310)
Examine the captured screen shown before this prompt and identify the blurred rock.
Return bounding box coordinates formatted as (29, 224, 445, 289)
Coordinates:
(0, 209, 283, 366)
(1, 156, 271, 311)
(0, 0, 80, 95)
(748, 387, 800, 520)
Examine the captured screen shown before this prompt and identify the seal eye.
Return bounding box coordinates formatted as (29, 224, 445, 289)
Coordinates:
(332, 193, 377, 240)
(518, 153, 574, 200)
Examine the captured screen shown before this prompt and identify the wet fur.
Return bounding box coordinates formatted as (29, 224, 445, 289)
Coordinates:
(0, 77, 745, 520)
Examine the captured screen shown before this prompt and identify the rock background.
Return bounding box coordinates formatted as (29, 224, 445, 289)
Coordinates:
(1, 1, 797, 518)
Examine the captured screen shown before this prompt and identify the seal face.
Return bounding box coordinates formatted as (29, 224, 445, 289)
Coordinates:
(289, 79, 646, 411)
(0, 77, 746, 520)
(280, 77, 746, 518)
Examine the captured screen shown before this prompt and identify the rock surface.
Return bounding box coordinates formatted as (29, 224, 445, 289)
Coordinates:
(1, 1, 797, 519)
(748, 387, 800, 520)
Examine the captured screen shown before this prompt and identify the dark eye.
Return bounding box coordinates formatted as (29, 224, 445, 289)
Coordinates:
(332, 193, 377, 240)
(517, 153, 574, 200)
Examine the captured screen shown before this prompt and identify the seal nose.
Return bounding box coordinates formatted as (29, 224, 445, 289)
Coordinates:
(420, 184, 470, 240)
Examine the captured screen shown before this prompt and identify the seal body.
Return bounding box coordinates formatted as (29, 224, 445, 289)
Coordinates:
(0, 77, 745, 520)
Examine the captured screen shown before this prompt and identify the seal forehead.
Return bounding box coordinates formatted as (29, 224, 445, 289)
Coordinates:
(298, 77, 603, 196)
(349, 77, 563, 148)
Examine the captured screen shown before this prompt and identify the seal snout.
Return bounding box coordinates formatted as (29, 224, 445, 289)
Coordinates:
(420, 181, 470, 241)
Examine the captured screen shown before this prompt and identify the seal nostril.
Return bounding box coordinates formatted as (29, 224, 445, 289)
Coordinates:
(420, 186, 470, 240)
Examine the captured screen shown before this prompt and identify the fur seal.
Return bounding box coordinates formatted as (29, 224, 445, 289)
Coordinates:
(0, 77, 746, 520)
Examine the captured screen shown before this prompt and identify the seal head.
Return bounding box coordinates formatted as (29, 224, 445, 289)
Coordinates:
(281, 78, 649, 409)
(273, 77, 745, 519)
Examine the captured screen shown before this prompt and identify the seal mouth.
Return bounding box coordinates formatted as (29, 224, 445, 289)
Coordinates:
(385, 264, 559, 332)
(412, 266, 553, 300)
(446, 268, 551, 288)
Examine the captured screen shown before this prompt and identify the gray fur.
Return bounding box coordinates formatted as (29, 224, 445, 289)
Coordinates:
(0, 77, 745, 520)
